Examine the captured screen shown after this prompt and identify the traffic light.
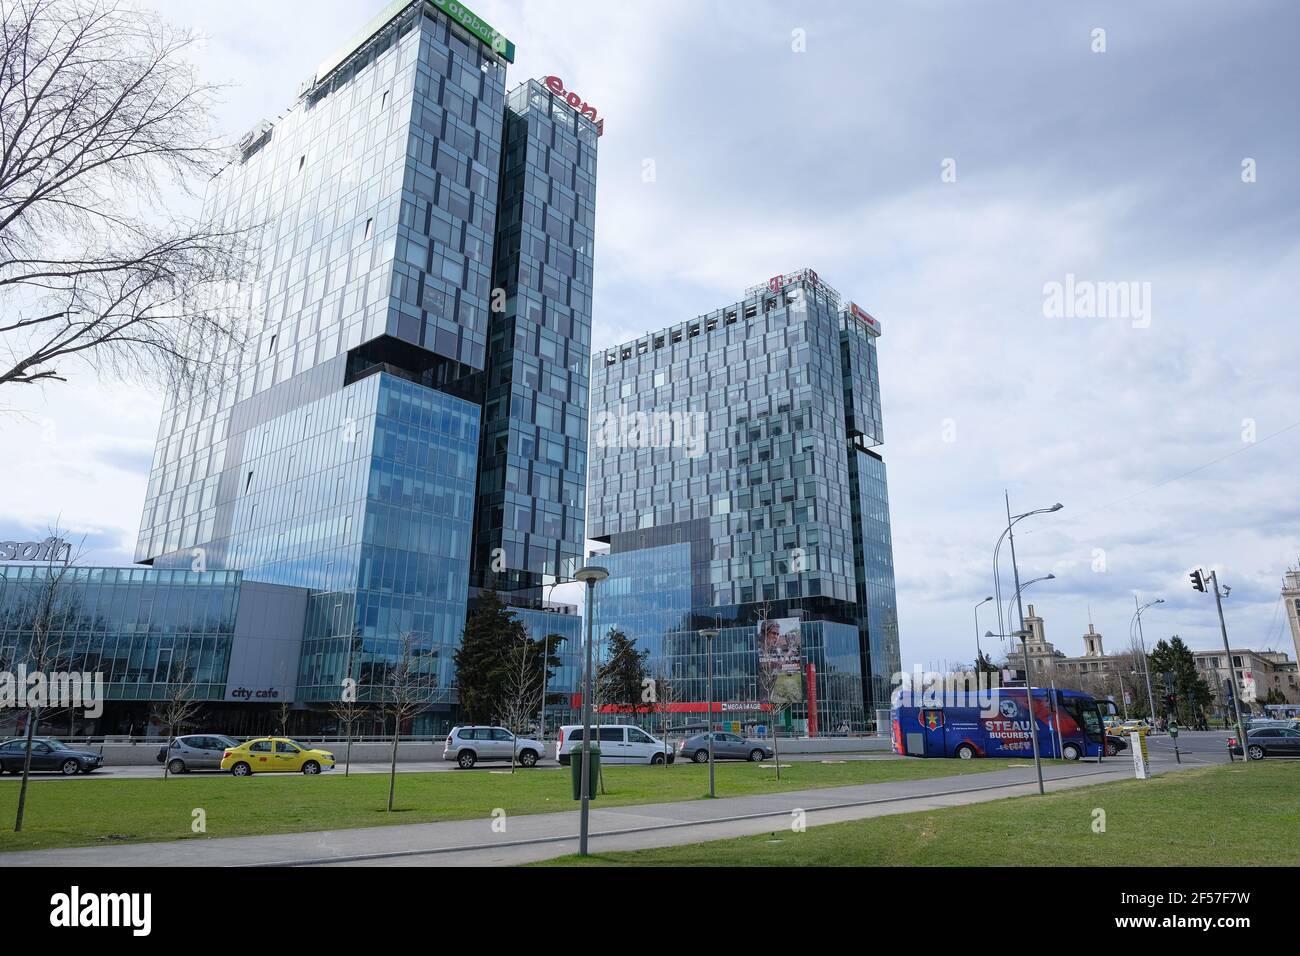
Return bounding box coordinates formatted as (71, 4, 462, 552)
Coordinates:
(1190, 569, 1206, 592)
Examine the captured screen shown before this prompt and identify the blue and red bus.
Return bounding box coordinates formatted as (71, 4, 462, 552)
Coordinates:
(891, 687, 1111, 760)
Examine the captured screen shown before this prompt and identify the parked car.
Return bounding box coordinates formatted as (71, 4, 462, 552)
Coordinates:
(0, 737, 102, 775)
(678, 732, 773, 763)
(1245, 718, 1291, 732)
(155, 734, 240, 773)
(220, 737, 335, 776)
(443, 726, 545, 769)
(555, 724, 674, 765)
(1229, 727, 1300, 760)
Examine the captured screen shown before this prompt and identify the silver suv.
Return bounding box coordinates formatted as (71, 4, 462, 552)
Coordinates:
(156, 734, 239, 773)
(444, 726, 545, 769)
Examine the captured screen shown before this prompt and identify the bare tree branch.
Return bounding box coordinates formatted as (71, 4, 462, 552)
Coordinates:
(0, 0, 258, 394)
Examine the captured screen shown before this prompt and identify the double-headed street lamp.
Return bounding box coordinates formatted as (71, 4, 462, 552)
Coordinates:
(1130, 596, 1163, 723)
(999, 493, 1062, 796)
(992, 499, 1062, 650)
(574, 564, 608, 857)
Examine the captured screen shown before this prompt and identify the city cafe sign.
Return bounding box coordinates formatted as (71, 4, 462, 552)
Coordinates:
(543, 76, 605, 136)
(0, 537, 72, 563)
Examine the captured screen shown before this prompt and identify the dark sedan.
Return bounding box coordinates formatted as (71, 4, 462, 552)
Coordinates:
(678, 732, 774, 763)
(1229, 727, 1300, 760)
(0, 737, 103, 775)
(1103, 734, 1129, 757)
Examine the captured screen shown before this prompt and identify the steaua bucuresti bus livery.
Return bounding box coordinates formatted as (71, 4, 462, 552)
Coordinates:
(891, 686, 1112, 760)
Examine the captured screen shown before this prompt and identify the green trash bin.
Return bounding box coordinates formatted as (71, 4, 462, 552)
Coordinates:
(570, 744, 601, 800)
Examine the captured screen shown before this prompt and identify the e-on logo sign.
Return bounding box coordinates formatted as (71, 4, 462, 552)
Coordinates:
(543, 76, 605, 136)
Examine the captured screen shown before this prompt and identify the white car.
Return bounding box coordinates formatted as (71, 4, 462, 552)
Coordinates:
(555, 723, 675, 765)
(443, 726, 545, 769)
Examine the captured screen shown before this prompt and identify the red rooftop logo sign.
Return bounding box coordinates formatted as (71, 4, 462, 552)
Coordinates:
(768, 268, 822, 293)
(848, 301, 882, 335)
(544, 76, 605, 136)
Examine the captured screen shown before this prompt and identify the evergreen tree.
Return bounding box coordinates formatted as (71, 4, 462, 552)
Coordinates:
(597, 627, 650, 720)
(1149, 635, 1212, 725)
(454, 591, 528, 725)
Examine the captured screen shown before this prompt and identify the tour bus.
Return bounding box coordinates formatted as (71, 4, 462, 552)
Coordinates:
(891, 686, 1112, 760)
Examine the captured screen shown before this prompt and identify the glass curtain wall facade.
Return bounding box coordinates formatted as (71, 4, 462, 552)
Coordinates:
(0, 566, 237, 735)
(589, 271, 901, 729)
(120, 2, 597, 725)
(472, 78, 599, 603)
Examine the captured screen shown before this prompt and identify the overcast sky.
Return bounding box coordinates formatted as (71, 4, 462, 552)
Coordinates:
(4, 0, 1298, 670)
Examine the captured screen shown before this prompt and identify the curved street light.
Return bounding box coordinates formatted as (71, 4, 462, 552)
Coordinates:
(1130, 596, 1164, 722)
(1001, 493, 1060, 799)
(992, 501, 1062, 655)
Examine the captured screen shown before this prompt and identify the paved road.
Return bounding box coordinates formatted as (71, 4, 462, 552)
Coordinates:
(0, 750, 898, 782)
(1, 748, 1210, 867)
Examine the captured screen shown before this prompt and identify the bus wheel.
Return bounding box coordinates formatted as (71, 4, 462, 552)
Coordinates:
(1062, 743, 1082, 761)
(955, 744, 976, 759)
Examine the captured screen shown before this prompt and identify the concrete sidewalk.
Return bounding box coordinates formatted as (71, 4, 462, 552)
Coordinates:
(2, 754, 1206, 867)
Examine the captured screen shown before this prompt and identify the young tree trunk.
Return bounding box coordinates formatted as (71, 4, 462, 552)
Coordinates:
(772, 708, 782, 782)
(344, 726, 353, 778)
(14, 707, 39, 832)
(386, 724, 400, 812)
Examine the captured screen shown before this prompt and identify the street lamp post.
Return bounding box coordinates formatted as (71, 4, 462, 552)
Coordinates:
(974, 596, 993, 667)
(537, 579, 567, 749)
(1209, 570, 1249, 764)
(701, 628, 719, 798)
(574, 565, 608, 857)
(1131, 596, 1163, 723)
(1003, 491, 1061, 796)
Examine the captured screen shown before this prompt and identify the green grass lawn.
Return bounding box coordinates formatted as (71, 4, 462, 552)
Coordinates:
(537, 762, 1300, 867)
(0, 756, 1013, 854)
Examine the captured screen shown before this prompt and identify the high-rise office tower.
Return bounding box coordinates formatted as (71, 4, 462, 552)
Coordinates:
(471, 79, 598, 602)
(130, 1, 597, 728)
(587, 269, 900, 731)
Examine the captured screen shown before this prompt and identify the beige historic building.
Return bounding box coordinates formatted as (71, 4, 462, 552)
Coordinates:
(1194, 648, 1299, 714)
(1000, 602, 1300, 715)
(1283, 570, 1300, 669)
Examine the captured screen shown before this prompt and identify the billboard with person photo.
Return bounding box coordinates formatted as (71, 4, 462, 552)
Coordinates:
(758, 617, 803, 704)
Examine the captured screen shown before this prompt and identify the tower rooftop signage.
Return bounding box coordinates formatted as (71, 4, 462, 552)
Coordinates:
(315, 0, 515, 91)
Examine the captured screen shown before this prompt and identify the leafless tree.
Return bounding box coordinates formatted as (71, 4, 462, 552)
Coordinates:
(380, 632, 436, 812)
(327, 635, 366, 777)
(275, 698, 291, 738)
(649, 666, 681, 769)
(0, 0, 258, 397)
(9, 529, 81, 831)
(496, 629, 542, 774)
(158, 652, 201, 779)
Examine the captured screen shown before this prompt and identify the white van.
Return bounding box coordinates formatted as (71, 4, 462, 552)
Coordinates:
(555, 724, 675, 765)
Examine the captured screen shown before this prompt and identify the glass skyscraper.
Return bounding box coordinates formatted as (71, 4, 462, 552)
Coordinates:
(588, 270, 901, 731)
(115, 0, 596, 727)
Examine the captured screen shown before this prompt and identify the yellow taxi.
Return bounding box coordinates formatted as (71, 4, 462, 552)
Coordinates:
(1117, 720, 1152, 737)
(220, 737, 336, 776)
